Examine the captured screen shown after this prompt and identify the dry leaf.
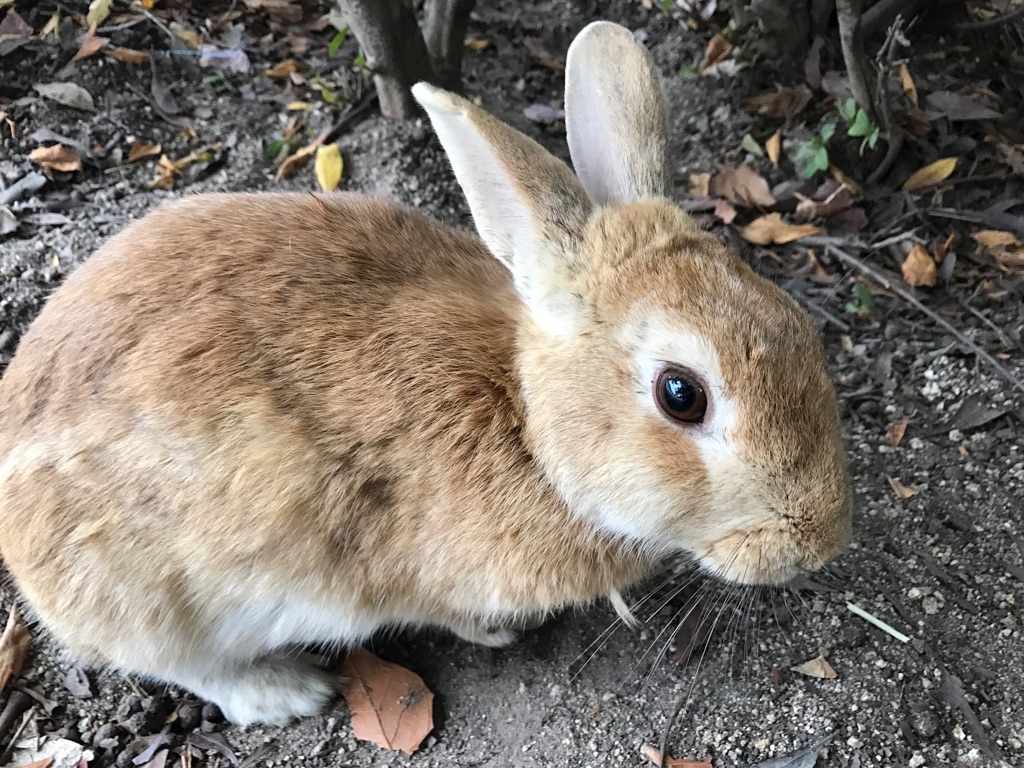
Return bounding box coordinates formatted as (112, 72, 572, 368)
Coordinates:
(972, 230, 1016, 249)
(34, 81, 95, 111)
(888, 476, 919, 499)
(795, 183, 854, 220)
(314, 143, 343, 191)
(39, 10, 60, 39)
(20, 759, 54, 768)
(340, 647, 434, 756)
(901, 244, 936, 288)
(641, 744, 713, 767)
(108, 46, 150, 64)
(699, 34, 732, 73)
(173, 25, 202, 51)
(242, 0, 303, 22)
(0, 206, 18, 235)
(902, 157, 957, 191)
(829, 165, 863, 197)
(899, 63, 918, 107)
(689, 172, 711, 197)
(766, 130, 781, 166)
(972, 230, 1024, 273)
(29, 144, 82, 174)
(745, 84, 812, 122)
(709, 164, 776, 207)
(888, 419, 908, 447)
(147, 143, 223, 189)
(0, 604, 31, 691)
(275, 134, 326, 181)
(0, 109, 16, 138)
(713, 198, 736, 224)
(0, 8, 33, 40)
(464, 36, 490, 52)
(741, 213, 820, 245)
(264, 59, 300, 79)
(86, 0, 113, 31)
(792, 653, 837, 679)
(127, 141, 161, 163)
(73, 31, 108, 60)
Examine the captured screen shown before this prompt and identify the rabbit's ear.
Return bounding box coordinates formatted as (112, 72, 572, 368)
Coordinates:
(413, 83, 592, 338)
(565, 21, 670, 207)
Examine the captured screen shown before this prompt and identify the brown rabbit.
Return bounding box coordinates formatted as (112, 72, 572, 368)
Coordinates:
(0, 21, 850, 725)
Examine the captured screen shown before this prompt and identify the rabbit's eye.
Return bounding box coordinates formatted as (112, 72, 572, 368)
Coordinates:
(655, 369, 708, 424)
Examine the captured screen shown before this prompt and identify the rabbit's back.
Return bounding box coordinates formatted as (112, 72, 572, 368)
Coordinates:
(0, 193, 541, 665)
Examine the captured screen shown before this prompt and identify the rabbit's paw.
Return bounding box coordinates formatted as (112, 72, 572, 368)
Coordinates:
(450, 622, 520, 648)
(194, 656, 336, 726)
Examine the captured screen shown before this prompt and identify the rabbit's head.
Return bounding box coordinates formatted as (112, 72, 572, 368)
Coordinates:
(413, 21, 851, 585)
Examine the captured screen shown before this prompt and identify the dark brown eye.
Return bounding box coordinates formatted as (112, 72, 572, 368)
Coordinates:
(655, 369, 708, 424)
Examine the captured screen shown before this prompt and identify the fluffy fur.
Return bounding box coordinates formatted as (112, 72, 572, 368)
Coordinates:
(0, 21, 850, 726)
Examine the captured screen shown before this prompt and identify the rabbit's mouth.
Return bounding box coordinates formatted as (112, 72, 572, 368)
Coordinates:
(696, 523, 844, 586)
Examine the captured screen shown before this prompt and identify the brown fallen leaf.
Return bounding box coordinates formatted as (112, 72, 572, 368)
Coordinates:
(108, 46, 151, 64)
(699, 33, 732, 74)
(127, 141, 161, 163)
(688, 172, 711, 197)
(340, 647, 434, 756)
(0, 604, 31, 692)
(792, 653, 837, 679)
(522, 37, 564, 70)
(741, 213, 820, 245)
(0, 110, 16, 138)
(972, 230, 1024, 273)
(264, 59, 301, 79)
(901, 244, 936, 288)
(888, 476, 919, 499)
(795, 182, 854, 220)
(902, 157, 957, 191)
(888, 419, 908, 447)
(745, 84, 812, 123)
(642, 744, 713, 768)
(147, 143, 223, 189)
(899, 63, 918, 107)
(709, 164, 775, 207)
(29, 144, 82, 174)
(73, 31, 108, 61)
(21, 759, 54, 768)
(242, 0, 303, 22)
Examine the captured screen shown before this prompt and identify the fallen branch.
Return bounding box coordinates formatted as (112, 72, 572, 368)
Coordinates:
(824, 243, 1024, 396)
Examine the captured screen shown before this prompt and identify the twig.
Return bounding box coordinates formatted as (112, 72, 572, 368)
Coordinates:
(825, 243, 1024, 396)
(866, 17, 906, 186)
(956, 4, 1024, 30)
(847, 602, 910, 642)
(324, 91, 379, 145)
(790, 289, 853, 332)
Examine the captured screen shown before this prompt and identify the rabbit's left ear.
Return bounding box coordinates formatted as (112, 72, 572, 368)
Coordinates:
(564, 21, 670, 207)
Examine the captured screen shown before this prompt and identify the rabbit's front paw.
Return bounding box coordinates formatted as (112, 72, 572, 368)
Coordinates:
(183, 656, 336, 726)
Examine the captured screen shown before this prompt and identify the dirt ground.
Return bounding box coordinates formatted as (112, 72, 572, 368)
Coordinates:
(2, 1, 1023, 767)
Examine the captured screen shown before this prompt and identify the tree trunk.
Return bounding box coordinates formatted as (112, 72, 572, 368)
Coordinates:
(337, 0, 436, 119)
(423, 0, 477, 91)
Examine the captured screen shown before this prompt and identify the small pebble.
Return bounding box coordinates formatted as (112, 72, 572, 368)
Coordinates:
(911, 709, 940, 739)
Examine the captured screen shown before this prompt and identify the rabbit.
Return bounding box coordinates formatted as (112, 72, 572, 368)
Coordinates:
(0, 21, 851, 727)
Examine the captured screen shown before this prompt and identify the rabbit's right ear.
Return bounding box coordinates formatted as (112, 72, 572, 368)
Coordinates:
(413, 83, 592, 338)
(565, 21, 670, 207)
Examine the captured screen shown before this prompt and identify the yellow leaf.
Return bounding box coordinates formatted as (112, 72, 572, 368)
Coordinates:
(173, 26, 202, 51)
(86, 0, 113, 31)
(829, 164, 863, 197)
(287, 101, 311, 111)
(766, 130, 781, 167)
(688, 172, 710, 197)
(142, 0, 156, 8)
(0, 0, 14, 7)
(899, 63, 918, 107)
(902, 157, 957, 191)
(740, 213, 820, 245)
(314, 143, 343, 192)
(464, 36, 490, 52)
(901, 244, 936, 288)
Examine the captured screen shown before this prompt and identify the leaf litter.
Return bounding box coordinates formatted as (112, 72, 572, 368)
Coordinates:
(0, 603, 31, 692)
(340, 647, 434, 756)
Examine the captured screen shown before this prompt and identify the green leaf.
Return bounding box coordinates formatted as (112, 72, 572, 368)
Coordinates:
(741, 133, 764, 157)
(844, 282, 876, 316)
(838, 97, 858, 123)
(848, 108, 873, 137)
(812, 147, 829, 173)
(868, 126, 880, 149)
(328, 28, 349, 57)
(681, 59, 699, 76)
(353, 53, 366, 69)
(662, 0, 673, 11)
(819, 122, 837, 143)
(321, 87, 341, 104)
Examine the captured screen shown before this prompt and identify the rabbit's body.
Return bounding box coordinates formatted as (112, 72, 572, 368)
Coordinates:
(0, 193, 646, 723)
(0, 22, 851, 727)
